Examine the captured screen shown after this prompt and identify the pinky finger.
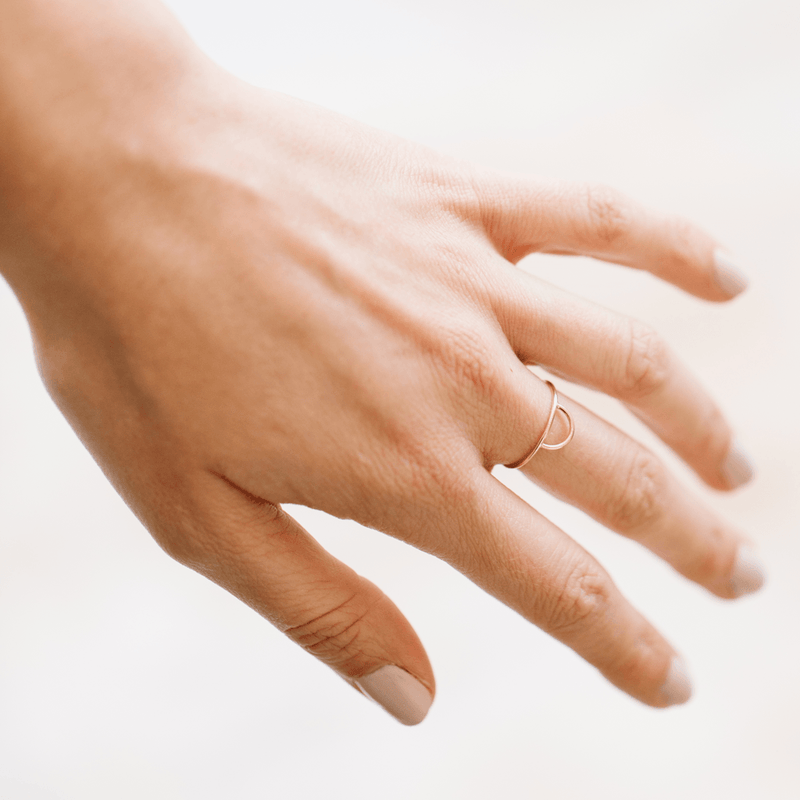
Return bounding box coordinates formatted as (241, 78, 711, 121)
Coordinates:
(476, 175, 749, 301)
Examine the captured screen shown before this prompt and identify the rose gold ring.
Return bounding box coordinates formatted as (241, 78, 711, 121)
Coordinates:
(504, 380, 575, 470)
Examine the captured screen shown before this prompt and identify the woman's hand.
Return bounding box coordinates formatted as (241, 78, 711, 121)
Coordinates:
(0, 0, 763, 725)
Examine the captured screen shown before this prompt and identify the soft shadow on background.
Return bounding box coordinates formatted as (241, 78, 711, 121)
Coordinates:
(1, 1, 797, 797)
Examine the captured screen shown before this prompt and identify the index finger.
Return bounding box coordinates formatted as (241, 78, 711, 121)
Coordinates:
(401, 462, 693, 708)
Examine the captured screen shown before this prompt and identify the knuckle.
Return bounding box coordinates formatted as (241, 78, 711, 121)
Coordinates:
(284, 595, 373, 672)
(417, 443, 480, 502)
(357, 416, 484, 539)
(159, 488, 285, 569)
(692, 406, 731, 463)
(614, 629, 667, 692)
(546, 565, 613, 636)
(607, 449, 666, 534)
(690, 526, 731, 586)
(34, 339, 87, 412)
(400, 446, 483, 534)
(584, 184, 629, 246)
(447, 163, 487, 221)
(664, 215, 704, 269)
(413, 159, 480, 217)
(458, 164, 504, 227)
(153, 533, 191, 565)
(154, 522, 214, 569)
(438, 323, 502, 400)
(621, 320, 671, 399)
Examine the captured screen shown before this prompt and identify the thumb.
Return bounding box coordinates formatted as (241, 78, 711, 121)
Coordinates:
(167, 472, 435, 726)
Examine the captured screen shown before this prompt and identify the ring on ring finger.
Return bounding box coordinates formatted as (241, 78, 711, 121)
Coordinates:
(505, 380, 575, 470)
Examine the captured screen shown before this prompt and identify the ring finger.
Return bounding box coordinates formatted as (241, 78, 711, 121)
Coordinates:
(494, 268, 753, 491)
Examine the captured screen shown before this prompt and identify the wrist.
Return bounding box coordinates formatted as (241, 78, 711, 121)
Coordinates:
(0, 0, 206, 294)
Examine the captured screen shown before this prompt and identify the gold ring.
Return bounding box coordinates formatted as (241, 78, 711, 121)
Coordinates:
(504, 380, 575, 470)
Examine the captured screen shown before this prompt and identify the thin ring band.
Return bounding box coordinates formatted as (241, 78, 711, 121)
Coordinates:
(504, 380, 575, 470)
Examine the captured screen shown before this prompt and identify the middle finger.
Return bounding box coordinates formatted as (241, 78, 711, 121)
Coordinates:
(505, 386, 761, 599)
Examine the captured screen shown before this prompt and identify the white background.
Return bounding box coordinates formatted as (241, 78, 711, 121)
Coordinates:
(1, 0, 798, 797)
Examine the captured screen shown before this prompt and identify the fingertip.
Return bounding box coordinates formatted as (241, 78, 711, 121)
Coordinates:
(355, 665, 434, 726)
(719, 439, 756, 490)
(729, 544, 767, 599)
(657, 656, 694, 708)
(713, 248, 750, 300)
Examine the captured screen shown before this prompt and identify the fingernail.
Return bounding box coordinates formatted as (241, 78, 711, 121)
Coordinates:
(660, 657, 693, 707)
(730, 545, 767, 598)
(355, 665, 433, 726)
(720, 439, 755, 489)
(713, 249, 749, 297)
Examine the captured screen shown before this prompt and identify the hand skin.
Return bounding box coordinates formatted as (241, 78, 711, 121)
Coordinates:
(0, 0, 763, 724)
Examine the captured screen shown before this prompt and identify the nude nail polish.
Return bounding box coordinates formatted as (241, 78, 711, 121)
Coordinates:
(720, 439, 755, 489)
(355, 665, 433, 725)
(730, 545, 767, 598)
(714, 249, 749, 297)
(660, 657, 693, 707)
